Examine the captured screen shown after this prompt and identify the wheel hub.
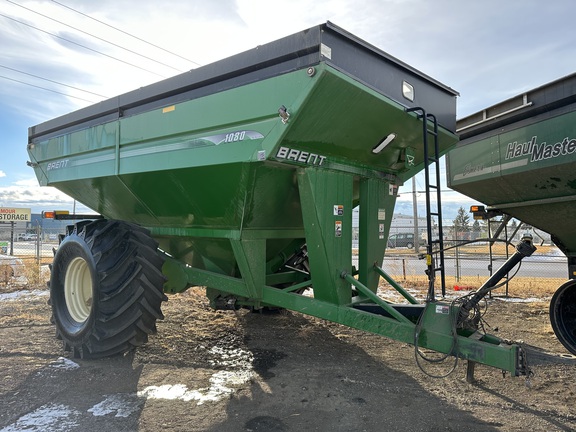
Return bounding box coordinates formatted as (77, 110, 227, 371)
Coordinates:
(64, 256, 93, 323)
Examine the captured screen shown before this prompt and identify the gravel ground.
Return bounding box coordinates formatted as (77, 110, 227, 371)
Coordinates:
(1, 285, 575, 431)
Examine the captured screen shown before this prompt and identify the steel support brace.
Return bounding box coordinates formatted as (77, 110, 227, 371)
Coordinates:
(342, 273, 412, 324)
(259, 286, 524, 374)
(297, 168, 353, 305)
(176, 264, 249, 298)
(373, 265, 419, 304)
(358, 178, 395, 292)
(230, 239, 266, 300)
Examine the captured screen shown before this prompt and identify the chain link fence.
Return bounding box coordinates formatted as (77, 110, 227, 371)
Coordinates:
(0, 224, 65, 286)
(379, 223, 568, 296)
(1, 220, 569, 294)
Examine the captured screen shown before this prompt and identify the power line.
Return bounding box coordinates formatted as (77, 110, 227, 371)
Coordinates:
(0, 74, 97, 103)
(51, 0, 201, 68)
(5, 0, 185, 74)
(0, 64, 108, 98)
(0, 12, 167, 79)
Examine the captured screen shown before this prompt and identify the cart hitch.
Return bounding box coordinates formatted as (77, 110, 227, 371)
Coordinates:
(457, 235, 536, 329)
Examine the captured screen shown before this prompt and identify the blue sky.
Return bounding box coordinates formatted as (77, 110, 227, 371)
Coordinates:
(1, 0, 575, 219)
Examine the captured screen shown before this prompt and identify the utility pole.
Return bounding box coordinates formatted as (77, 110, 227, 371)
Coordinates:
(412, 176, 420, 253)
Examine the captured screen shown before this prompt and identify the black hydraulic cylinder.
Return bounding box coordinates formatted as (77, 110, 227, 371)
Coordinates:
(457, 237, 536, 326)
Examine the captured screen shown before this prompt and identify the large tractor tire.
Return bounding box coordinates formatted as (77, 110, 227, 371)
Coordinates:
(549, 279, 576, 356)
(49, 219, 167, 359)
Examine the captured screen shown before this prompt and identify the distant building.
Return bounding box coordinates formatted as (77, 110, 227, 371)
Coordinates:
(387, 213, 428, 235)
(351, 209, 428, 241)
(0, 214, 69, 242)
(30, 214, 69, 231)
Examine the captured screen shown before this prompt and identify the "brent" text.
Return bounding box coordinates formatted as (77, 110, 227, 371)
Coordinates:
(275, 147, 326, 166)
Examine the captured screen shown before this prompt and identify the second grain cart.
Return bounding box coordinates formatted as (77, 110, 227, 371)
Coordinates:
(447, 73, 576, 357)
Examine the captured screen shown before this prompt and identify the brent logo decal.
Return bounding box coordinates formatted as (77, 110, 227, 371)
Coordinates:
(275, 146, 326, 166)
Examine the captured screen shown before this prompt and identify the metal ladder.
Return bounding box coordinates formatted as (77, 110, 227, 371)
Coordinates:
(406, 107, 446, 299)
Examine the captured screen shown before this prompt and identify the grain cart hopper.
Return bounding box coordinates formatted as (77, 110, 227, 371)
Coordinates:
(447, 73, 576, 355)
(28, 22, 534, 378)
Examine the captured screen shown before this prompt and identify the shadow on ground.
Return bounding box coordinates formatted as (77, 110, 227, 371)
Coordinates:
(207, 311, 500, 432)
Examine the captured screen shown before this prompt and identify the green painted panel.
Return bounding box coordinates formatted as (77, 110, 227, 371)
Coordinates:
(117, 120, 274, 175)
(52, 176, 159, 225)
(358, 178, 396, 291)
(37, 150, 116, 184)
(447, 109, 576, 254)
(449, 110, 576, 202)
(32, 122, 117, 160)
(278, 68, 457, 177)
(119, 70, 315, 146)
(298, 168, 353, 305)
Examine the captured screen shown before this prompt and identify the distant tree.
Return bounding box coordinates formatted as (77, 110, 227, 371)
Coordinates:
(453, 206, 470, 239)
(453, 206, 470, 229)
(472, 219, 481, 239)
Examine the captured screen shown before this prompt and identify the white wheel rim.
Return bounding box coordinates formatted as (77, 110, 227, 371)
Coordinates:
(64, 256, 93, 323)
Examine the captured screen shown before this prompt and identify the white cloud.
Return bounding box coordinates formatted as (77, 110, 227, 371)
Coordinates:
(0, 170, 6, 178)
(0, 177, 92, 214)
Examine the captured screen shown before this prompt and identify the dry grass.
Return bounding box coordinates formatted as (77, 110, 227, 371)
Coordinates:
(20, 259, 47, 288)
(385, 274, 564, 298)
(0, 305, 46, 326)
(0, 264, 13, 284)
(0, 258, 50, 292)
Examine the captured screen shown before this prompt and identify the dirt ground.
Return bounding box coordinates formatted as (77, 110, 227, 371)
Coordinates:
(1, 282, 575, 432)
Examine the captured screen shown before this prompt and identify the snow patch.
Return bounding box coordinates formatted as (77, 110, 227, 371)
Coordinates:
(138, 368, 253, 405)
(87, 393, 143, 418)
(84, 342, 255, 415)
(208, 346, 254, 368)
(0, 289, 49, 301)
(0, 404, 81, 432)
(48, 357, 80, 370)
(494, 296, 548, 303)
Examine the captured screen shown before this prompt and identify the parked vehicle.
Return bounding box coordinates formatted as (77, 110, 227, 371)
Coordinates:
(17, 233, 37, 241)
(387, 233, 418, 249)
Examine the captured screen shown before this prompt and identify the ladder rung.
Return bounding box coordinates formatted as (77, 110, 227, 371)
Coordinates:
(415, 109, 445, 297)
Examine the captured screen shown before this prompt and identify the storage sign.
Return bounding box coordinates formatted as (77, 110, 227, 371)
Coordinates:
(0, 207, 31, 222)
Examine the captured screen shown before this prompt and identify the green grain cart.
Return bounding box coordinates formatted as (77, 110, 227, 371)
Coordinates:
(447, 73, 576, 356)
(28, 23, 534, 378)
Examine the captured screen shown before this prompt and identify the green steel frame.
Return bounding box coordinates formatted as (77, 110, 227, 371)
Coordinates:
(159, 165, 526, 376)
